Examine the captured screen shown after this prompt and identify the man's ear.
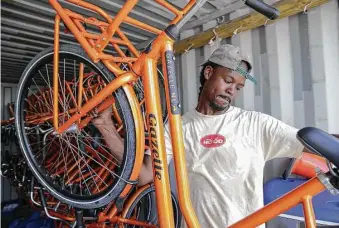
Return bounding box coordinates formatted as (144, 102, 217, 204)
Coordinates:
(204, 66, 214, 80)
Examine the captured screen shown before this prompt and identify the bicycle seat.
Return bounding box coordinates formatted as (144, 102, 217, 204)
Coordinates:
(297, 127, 339, 168)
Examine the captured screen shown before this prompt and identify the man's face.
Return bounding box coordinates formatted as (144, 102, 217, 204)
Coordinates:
(203, 64, 247, 112)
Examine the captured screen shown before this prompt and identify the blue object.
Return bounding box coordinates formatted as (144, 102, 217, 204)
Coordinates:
(2, 200, 22, 217)
(264, 177, 339, 224)
(8, 211, 54, 228)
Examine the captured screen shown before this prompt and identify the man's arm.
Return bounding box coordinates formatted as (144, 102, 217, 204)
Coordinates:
(92, 109, 154, 186)
(260, 113, 339, 160)
(260, 114, 304, 161)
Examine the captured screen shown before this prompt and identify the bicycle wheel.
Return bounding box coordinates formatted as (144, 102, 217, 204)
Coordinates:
(15, 44, 137, 209)
(121, 184, 181, 228)
(120, 63, 168, 133)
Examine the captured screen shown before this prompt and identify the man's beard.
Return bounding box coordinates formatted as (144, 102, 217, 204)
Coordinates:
(209, 99, 230, 112)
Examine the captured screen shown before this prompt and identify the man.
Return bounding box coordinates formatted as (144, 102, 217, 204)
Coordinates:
(92, 44, 307, 227)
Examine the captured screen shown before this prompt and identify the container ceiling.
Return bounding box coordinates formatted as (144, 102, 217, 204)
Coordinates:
(1, 0, 245, 83)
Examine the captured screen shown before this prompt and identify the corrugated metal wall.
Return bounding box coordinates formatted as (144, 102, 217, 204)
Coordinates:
(177, 0, 339, 181)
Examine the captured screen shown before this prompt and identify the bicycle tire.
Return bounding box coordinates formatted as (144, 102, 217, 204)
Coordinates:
(120, 50, 168, 127)
(15, 44, 137, 209)
(121, 63, 168, 130)
(122, 184, 181, 228)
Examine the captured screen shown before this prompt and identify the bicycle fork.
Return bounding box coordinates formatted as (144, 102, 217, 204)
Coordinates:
(141, 56, 175, 227)
(138, 29, 200, 227)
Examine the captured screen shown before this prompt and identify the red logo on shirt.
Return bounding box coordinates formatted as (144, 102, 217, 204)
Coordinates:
(200, 134, 226, 148)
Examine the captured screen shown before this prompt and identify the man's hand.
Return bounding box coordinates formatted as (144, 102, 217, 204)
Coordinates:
(91, 107, 124, 161)
(91, 107, 154, 186)
(91, 106, 114, 127)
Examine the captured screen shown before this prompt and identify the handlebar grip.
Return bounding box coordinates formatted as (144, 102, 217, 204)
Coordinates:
(243, 0, 280, 20)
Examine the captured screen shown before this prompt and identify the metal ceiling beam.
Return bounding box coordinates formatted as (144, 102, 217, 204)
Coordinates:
(1, 16, 78, 42)
(174, 0, 330, 54)
(61, 0, 159, 38)
(1, 73, 25, 78)
(181, 0, 244, 30)
(1, 30, 121, 54)
(10, 0, 56, 14)
(1, 60, 28, 65)
(1, 17, 47, 34)
(1, 77, 21, 83)
(1, 66, 27, 72)
(9, 0, 166, 36)
(208, 0, 233, 8)
(62, 0, 166, 36)
(1, 47, 40, 56)
(1, 5, 150, 42)
(1, 65, 24, 70)
(1, 69, 23, 75)
(140, 0, 215, 23)
(1, 73, 23, 78)
(95, 0, 169, 27)
(1, 52, 33, 60)
(186, 1, 220, 20)
(1, 77, 20, 81)
(1, 57, 30, 64)
(1, 33, 53, 47)
(1, 40, 45, 51)
(1, 75, 22, 78)
(1, 25, 76, 43)
(1, 25, 122, 56)
(141, 0, 176, 19)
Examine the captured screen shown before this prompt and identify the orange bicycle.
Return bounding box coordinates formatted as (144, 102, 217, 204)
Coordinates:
(14, 0, 339, 227)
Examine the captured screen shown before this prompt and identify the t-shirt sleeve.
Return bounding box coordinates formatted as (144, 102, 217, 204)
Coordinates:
(145, 123, 173, 165)
(259, 114, 304, 161)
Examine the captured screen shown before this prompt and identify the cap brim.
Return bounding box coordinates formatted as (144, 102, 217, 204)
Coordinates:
(246, 74, 257, 84)
(235, 66, 257, 85)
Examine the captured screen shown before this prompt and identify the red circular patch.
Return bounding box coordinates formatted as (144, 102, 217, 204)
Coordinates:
(200, 134, 226, 148)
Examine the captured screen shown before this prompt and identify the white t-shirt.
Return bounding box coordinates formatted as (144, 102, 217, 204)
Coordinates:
(147, 106, 304, 227)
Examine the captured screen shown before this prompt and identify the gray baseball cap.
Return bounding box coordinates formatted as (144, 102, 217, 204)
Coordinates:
(199, 44, 257, 84)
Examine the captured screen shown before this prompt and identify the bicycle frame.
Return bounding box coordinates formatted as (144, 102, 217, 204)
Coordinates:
(49, 0, 199, 227)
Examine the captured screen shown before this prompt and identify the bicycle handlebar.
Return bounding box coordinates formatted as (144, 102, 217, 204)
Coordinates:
(243, 0, 280, 20)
